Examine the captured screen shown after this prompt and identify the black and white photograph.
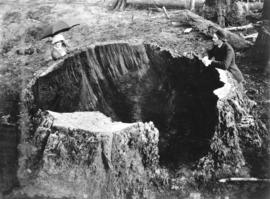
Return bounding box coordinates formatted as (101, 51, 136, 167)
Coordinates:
(0, 0, 269, 198)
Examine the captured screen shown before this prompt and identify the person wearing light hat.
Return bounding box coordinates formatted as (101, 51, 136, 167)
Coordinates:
(202, 30, 244, 84)
(51, 34, 69, 60)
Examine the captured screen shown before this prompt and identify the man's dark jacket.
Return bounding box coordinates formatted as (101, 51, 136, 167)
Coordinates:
(208, 42, 244, 83)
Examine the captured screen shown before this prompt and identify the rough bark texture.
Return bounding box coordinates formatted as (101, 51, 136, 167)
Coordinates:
(251, 0, 270, 70)
(195, 69, 269, 181)
(18, 42, 268, 192)
(22, 42, 216, 164)
(112, 0, 127, 11)
(16, 111, 158, 199)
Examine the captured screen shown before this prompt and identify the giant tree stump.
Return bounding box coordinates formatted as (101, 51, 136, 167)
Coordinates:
(17, 111, 159, 199)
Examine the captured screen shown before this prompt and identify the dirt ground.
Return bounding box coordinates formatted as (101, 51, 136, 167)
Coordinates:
(0, 1, 212, 116)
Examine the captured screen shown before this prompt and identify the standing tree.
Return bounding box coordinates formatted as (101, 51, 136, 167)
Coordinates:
(112, 0, 127, 11)
(252, 0, 270, 70)
(262, 0, 270, 20)
(203, 0, 230, 27)
(190, 0, 196, 11)
(204, 0, 249, 27)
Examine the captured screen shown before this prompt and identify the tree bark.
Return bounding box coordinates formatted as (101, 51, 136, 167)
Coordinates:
(250, 1, 270, 71)
(112, 0, 127, 11)
(217, 0, 226, 27)
(189, 0, 196, 11)
(262, 0, 270, 20)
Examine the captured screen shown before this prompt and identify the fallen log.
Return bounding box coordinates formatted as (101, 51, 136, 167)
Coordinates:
(178, 10, 252, 50)
(219, 177, 270, 183)
(128, 0, 205, 9)
(225, 23, 254, 31)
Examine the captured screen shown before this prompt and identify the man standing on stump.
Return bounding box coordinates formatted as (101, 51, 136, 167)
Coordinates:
(202, 30, 245, 84)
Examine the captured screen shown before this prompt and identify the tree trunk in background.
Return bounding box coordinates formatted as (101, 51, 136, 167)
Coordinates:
(262, 0, 270, 20)
(251, 1, 270, 71)
(112, 0, 127, 11)
(217, 0, 226, 27)
(204, 0, 251, 27)
(190, 0, 196, 11)
(204, 0, 233, 27)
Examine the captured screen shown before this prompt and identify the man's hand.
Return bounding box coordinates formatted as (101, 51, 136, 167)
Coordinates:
(202, 56, 212, 67)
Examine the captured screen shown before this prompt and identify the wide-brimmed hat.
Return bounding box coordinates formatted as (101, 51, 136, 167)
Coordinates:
(40, 20, 79, 40)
